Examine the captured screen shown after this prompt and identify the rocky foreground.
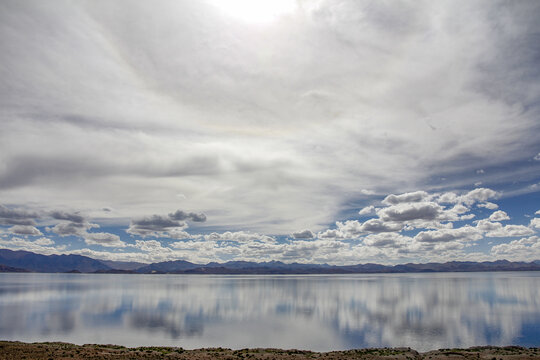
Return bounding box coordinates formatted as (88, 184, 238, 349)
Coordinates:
(0, 342, 539, 360)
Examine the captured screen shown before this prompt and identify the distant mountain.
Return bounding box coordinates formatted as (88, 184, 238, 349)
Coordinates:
(99, 260, 147, 271)
(0, 249, 111, 273)
(136, 260, 202, 273)
(1, 248, 540, 274)
(0, 264, 30, 272)
(139, 259, 540, 274)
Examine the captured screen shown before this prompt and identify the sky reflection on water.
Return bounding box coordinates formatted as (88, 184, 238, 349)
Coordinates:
(0, 272, 539, 351)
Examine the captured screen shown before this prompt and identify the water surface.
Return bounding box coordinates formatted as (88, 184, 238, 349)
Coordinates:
(0, 272, 539, 351)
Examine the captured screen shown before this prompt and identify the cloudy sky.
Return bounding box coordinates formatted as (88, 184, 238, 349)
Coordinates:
(1, 0, 540, 265)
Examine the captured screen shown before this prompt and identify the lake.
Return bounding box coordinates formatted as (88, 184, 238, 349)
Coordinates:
(0, 272, 539, 351)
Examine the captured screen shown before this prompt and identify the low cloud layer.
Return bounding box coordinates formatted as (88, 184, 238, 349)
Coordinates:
(0, 187, 539, 265)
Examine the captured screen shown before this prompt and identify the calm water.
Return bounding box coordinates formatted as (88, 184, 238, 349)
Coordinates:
(0, 272, 539, 351)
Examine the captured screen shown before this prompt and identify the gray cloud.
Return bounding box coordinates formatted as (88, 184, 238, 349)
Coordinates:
(9, 225, 42, 236)
(292, 230, 315, 239)
(0, 205, 38, 226)
(127, 215, 184, 236)
(50, 211, 85, 224)
(168, 210, 207, 222)
(84, 232, 125, 248)
(378, 202, 442, 222)
(50, 221, 97, 237)
(127, 209, 206, 237)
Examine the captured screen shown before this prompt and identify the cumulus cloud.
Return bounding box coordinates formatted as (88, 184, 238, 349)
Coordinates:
(489, 210, 510, 222)
(363, 233, 410, 248)
(127, 215, 184, 236)
(0, 204, 38, 226)
(317, 229, 345, 239)
(436, 192, 460, 204)
(8, 225, 42, 236)
(382, 191, 430, 205)
(414, 226, 481, 243)
(127, 210, 206, 237)
(530, 217, 540, 229)
(476, 220, 535, 238)
(0, 237, 61, 255)
(377, 202, 442, 222)
(491, 236, 540, 261)
(358, 205, 376, 216)
(336, 219, 403, 236)
(204, 231, 275, 244)
(34, 237, 54, 246)
(50, 221, 98, 237)
(50, 211, 85, 223)
(168, 210, 207, 222)
(84, 232, 125, 247)
(477, 202, 499, 210)
(292, 229, 314, 239)
(461, 188, 499, 206)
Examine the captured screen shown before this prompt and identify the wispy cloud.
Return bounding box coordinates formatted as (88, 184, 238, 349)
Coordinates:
(1, 1, 539, 263)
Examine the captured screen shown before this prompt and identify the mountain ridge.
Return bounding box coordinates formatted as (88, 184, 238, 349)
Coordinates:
(1, 248, 540, 274)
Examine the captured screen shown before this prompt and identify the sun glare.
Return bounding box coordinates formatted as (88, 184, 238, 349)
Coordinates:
(209, 0, 297, 24)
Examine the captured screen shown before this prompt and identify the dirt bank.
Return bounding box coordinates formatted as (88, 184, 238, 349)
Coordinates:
(0, 341, 539, 360)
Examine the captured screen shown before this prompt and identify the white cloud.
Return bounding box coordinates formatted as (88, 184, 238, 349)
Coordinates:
(477, 202, 499, 210)
(530, 217, 540, 229)
(34, 237, 54, 246)
(337, 219, 402, 236)
(203, 231, 276, 244)
(363, 233, 411, 248)
(491, 236, 540, 261)
(358, 205, 376, 216)
(1, 1, 537, 236)
(534, 153, 540, 161)
(436, 192, 460, 204)
(0, 237, 61, 254)
(489, 210, 510, 222)
(461, 188, 499, 206)
(414, 226, 481, 243)
(133, 239, 167, 252)
(477, 220, 535, 238)
(382, 191, 430, 205)
(317, 229, 345, 239)
(377, 202, 442, 222)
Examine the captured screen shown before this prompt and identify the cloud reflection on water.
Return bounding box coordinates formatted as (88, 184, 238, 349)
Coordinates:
(0, 273, 539, 351)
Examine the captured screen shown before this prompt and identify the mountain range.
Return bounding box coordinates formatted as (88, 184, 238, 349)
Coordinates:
(1, 248, 540, 274)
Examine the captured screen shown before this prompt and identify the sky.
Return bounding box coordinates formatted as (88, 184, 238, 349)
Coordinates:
(1, 0, 540, 265)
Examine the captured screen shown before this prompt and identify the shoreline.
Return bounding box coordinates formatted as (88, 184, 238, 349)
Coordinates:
(1, 341, 539, 359)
